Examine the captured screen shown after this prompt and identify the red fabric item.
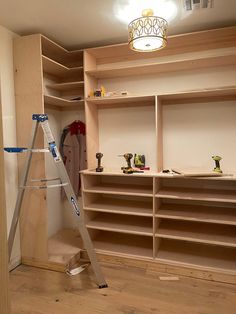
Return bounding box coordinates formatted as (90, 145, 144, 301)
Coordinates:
(69, 121, 86, 136)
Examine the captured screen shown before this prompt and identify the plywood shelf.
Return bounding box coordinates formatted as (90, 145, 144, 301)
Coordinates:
(41, 35, 83, 68)
(92, 231, 153, 259)
(156, 203, 236, 225)
(86, 214, 153, 236)
(84, 197, 153, 216)
(86, 95, 155, 106)
(84, 183, 153, 197)
(85, 50, 236, 79)
(156, 239, 236, 274)
(156, 220, 236, 248)
(156, 187, 236, 203)
(47, 81, 84, 91)
(44, 95, 84, 108)
(42, 55, 83, 77)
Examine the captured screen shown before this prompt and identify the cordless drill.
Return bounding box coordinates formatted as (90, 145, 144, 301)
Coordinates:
(96, 152, 104, 172)
(118, 153, 144, 174)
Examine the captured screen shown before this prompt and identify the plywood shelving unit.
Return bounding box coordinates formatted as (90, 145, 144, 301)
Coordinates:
(81, 25, 236, 282)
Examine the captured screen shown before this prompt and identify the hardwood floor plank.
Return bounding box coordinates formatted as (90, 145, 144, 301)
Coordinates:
(10, 264, 236, 314)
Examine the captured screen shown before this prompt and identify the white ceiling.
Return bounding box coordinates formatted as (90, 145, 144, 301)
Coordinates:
(0, 0, 235, 49)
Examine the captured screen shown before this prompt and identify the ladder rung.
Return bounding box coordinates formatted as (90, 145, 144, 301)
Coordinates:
(30, 177, 60, 182)
(21, 183, 68, 189)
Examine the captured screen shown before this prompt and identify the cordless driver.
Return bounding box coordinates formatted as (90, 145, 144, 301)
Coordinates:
(96, 152, 104, 172)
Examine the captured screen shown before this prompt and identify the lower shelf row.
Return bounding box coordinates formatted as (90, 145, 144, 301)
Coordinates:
(85, 212, 236, 248)
(87, 230, 236, 273)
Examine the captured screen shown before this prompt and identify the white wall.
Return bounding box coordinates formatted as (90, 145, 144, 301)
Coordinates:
(45, 108, 85, 236)
(99, 65, 236, 171)
(0, 25, 20, 268)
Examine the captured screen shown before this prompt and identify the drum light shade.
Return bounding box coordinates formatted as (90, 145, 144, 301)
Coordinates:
(128, 9, 168, 52)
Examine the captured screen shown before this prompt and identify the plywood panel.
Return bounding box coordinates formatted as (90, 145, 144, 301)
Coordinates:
(14, 35, 48, 261)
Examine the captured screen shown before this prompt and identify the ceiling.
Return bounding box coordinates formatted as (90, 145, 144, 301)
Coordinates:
(0, 0, 235, 49)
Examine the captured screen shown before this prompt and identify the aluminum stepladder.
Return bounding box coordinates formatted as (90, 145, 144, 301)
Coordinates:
(6, 113, 108, 288)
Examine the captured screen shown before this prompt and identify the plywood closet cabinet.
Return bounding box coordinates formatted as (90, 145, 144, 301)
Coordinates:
(81, 26, 236, 284)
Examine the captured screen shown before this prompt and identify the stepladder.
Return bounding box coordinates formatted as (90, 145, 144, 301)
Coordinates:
(5, 114, 108, 288)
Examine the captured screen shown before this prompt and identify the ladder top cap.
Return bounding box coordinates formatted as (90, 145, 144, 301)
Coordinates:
(32, 114, 48, 122)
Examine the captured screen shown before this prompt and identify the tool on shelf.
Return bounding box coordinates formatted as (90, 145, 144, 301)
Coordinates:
(5, 114, 107, 289)
(212, 155, 223, 173)
(118, 153, 144, 174)
(96, 152, 104, 172)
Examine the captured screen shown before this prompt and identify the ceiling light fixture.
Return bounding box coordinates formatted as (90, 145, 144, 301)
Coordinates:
(128, 8, 168, 52)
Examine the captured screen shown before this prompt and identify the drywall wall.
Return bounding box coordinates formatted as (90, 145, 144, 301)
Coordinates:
(98, 65, 236, 171)
(0, 25, 20, 268)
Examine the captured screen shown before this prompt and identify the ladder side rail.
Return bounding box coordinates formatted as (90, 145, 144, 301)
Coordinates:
(8, 121, 39, 259)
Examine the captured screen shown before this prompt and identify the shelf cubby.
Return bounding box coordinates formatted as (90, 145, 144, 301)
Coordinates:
(44, 95, 84, 109)
(83, 193, 153, 216)
(90, 230, 153, 259)
(42, 56, 83, 80)
(156, 202, 236, 225)
(156, 219, 236, 248)
(82, 174, 153, 197)
(86, 212, 153, 236)
(156, 239, 236, 274)
(156, 187, 236, 203)
(41, 35, 83, 68)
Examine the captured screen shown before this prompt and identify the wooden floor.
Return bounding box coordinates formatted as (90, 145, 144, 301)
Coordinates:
(10, 263, 236, 314)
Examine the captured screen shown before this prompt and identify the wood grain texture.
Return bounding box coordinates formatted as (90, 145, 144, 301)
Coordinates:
(0, 96, 11, 313)
(14, 35, 48, 261)
(10, 263, 236, 314)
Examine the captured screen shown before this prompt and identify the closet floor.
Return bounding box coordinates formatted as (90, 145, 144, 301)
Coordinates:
(10, 263, 236, 314)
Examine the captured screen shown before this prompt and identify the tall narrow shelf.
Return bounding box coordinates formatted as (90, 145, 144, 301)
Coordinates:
(14, 33, 86, 272)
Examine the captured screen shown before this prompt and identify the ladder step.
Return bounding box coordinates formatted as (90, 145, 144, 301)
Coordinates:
(30, 177, 60, 182)
(4, 147, 49, 153)
(21, 183, 68, 189)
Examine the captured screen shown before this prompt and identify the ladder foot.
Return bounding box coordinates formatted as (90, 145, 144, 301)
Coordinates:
(99, 283, 108, 289)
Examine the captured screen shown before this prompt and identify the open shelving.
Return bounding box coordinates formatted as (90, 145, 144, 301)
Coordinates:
(156, 203, 236, 225)
(83, 193, 153, 216)
(82, 174, 153, 197)
(86, 212, 153, 236)
(86, 48, 236, 79)
(90, 231, 153, 259)
(156, 187, 236, 203)
(156, 239, 236, 274)
(156, 219, 236, 248)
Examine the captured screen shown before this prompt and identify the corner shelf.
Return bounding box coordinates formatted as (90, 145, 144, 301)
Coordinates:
(44, 95, 84, 108)
(42, 55, 83, 77)
(46, 81, 84, 91)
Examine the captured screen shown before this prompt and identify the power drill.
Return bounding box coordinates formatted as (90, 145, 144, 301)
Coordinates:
(96, 152, 104, 172)
(118, 153, 144, 174)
